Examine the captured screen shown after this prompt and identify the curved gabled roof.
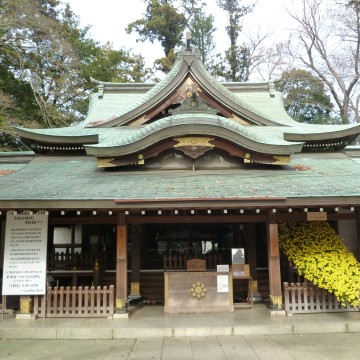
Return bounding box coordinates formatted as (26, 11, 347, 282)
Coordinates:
(84, 47, 299, 128)
(188, 58, 299, 126)
(83, 114, 304, 157)
(14, 46, 360, 165)
(85, 56, 187, 127)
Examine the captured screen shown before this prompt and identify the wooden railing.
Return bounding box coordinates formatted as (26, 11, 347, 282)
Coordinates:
(47, 252, 98, 270)
(283, 282, 358, 314)
(164, 254, 222, 270)
(34, 285, 114, 318)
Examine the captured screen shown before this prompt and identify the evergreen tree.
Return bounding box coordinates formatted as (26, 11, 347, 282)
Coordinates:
(126, 0, 216, 73)
(215, 0, 254, 81)
(275, 69, 343, 124)
(126, 0, 187, 57)
(188, 9, 216, 67)
(0, 0, 152, 150)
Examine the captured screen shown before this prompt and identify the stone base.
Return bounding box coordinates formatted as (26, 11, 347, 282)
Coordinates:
(113, 312, 130, 319)
(269, 309, 286, 316)
(16, 313, 37, 320)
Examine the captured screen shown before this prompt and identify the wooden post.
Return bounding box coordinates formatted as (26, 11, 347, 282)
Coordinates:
(93, 258, 100, 287)
(267, 221, 282, 310)
(129, 224, 141, 301)
(244, 223, 260, 301)
(116, 213, 128, 313)
(244, 223, 257, 280)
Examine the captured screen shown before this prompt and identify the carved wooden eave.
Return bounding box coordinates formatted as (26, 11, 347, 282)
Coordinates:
(284, 124, 360, 142)
(284, 124, 360, 151)
(15, 127, 98, 145)
(95, 137, 292, 168)
(84, 119, 303, 156)
(15, 127, 98, 154)
(83, 113, 303, 167)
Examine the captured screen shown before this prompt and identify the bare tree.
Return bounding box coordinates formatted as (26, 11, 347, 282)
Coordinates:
(286, 0, 360, 123)
(248, 39, 298, 82)
(238, 31, 297, 82)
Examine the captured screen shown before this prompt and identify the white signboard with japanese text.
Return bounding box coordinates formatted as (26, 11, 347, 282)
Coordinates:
(2, 212, 48, 295)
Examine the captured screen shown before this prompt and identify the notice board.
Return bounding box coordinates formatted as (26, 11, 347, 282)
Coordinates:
(2, 212, 48, 295)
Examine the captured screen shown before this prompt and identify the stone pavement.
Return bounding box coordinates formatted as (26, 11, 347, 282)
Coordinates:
(1, 334, 360, 359)
(1, 304, 360, 359)
(1, 304, 360, 340)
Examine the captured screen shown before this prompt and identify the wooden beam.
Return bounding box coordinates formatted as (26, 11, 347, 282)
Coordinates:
(50, 217, 116, 225)
(126, 215, 267, 224)
(1, 197, 360, 210)
(46, 211, 356, 226)
(272, 212, 356, 222)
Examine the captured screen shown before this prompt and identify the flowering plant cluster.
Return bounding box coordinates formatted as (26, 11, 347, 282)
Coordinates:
(279, 221, 360, 307)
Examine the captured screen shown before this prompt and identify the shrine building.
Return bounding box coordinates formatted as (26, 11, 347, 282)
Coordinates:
(1, 45, 360, 315)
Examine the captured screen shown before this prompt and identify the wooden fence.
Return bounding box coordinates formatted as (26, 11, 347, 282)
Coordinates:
(164, 254, 222, 270)
(34, 285, 114, 318)
(283, 282, 358, 314)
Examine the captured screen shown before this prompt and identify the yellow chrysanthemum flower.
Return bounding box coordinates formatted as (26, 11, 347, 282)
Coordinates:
(279, 221, 360, 307)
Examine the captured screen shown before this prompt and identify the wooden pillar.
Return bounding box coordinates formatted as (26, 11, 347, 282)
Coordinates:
(93, 258, 100, 287)
(356, 208, 360, 261)
(244, 223, 257, 281)
(244, 223, 261, 301)
(116, 213, 128, 312)
(267, 221, 282, 309)
(129, 224, 141, 300)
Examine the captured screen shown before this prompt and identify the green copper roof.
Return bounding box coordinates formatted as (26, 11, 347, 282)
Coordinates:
(0, 153, 359, 205)
(83, 48, 297, 128)
(14, 46, 360, 162)
(84, 56, 186, 127)
(84, 114, 303, 157)
(192, 59, 298, 126)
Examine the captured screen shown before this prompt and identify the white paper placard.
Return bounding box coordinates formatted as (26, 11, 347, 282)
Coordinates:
(2, 213, 48, 295)
(217, 264, 229, 272)
(217, 275, 229, 292)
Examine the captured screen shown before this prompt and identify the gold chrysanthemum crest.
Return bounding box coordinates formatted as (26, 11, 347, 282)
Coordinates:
(190, 282, 207, 300)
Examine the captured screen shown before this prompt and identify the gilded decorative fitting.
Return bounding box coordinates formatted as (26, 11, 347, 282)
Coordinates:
(19, 296, 32, 314)
(274, 155, 290, 165)
(115, 298, 127, 311)
(270, 295, 282, 310)
(174, 137, 214, 148)
(190, 282, 207, 300)
(97, 158, 115, 168)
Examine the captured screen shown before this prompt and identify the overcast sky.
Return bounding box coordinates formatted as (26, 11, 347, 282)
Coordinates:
(65, 0, 299, 64)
